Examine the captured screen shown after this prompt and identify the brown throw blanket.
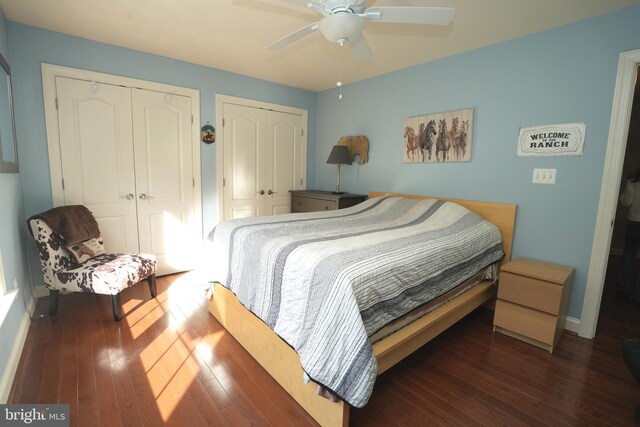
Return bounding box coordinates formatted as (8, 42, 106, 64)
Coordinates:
(28, 205, 101, 245)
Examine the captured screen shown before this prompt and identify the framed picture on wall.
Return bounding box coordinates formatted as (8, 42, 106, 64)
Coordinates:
(0, 51, 18, 173)
(403, 108, 473, 163)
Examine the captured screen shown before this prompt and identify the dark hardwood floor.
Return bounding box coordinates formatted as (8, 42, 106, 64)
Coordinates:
(8, 258, 640, 426)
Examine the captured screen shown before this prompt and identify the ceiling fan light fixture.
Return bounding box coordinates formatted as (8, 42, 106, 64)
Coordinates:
(319, 13, 365, 45)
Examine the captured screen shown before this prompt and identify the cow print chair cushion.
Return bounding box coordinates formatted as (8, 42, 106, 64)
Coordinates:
(28, 218, 157, 295)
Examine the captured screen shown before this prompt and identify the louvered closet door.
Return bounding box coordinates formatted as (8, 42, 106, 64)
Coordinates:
(132, 89, 195, 275)
(55, 77, 139, 254)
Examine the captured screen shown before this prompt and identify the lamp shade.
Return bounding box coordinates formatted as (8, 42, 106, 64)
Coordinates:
(326, 145, 352, 165)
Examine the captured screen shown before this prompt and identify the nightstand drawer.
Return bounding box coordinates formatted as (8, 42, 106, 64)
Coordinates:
(292, 195, 337, 212)
(498, 271, 563, 315)
(494, 300, 557, 345)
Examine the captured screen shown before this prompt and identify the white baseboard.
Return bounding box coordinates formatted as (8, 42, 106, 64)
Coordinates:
(565, 316, 580, 335)
(33, 284, 48, 299)
(0, 290, 36, 403)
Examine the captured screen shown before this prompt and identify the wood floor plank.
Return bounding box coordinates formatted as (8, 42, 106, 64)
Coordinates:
(78, 393, 101, 427)
(214, 354, 267, 424)
(92, 358, 122, 427)
(105, 323, 144, 427)
(17, 340, 46, 404)
(185, 377, 229, 426)
(220, 404, 252, 427)
(57, 308, 79, 427)
(201, 376, 233, 410)
(125, 356, 166, 426)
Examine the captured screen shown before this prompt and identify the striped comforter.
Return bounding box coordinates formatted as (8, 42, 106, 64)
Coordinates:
(208, 196, 504, 407)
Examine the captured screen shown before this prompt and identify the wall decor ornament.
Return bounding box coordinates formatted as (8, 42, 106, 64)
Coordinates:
(403, 108, 473, 163)
(337, 135, 369, 165)
(201, 122, 215, 144)
(517, 122, 586, 157)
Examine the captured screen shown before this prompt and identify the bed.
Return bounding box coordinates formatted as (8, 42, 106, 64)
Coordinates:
(207, 191, 517, 426)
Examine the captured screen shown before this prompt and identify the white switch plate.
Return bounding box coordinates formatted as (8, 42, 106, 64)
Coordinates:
(532, 168, 556, 184)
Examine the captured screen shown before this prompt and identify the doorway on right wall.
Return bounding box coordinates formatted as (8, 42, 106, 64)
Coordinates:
(602, 66, 640, 334)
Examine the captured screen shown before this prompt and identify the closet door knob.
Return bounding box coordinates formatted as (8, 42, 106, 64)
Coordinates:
(268, 190, 277, 195)
(120, 193, 134, 200)
(257, 190, 265, 195)
(139, 193, 148, 200)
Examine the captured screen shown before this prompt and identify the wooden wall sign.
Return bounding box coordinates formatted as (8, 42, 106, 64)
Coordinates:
(517, 123, 586, 157)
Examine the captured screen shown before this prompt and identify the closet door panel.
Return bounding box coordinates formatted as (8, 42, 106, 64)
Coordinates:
(265, 111, 303, 216)
(132, 89, 195, 275)
(222, 103, 266, 220)
(55, 77, 139, 254)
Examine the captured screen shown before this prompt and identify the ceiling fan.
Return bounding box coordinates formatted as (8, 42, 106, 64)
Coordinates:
(265, 0, 455, 60)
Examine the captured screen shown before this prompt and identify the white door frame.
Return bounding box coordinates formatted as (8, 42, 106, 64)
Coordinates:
(581, 49, 640, 338)
(215, 94, 308, 224)
(41, 63, 202, 238)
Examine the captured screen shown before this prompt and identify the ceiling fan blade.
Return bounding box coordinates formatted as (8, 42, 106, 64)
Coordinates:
(364, 6, 454, 25)
(277, 0, 328, 15)
(265, 22, 320, 51)
(350, 35, 372, 61)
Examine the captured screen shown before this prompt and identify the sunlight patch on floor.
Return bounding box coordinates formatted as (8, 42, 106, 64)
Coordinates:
(124, 269, 214, 421)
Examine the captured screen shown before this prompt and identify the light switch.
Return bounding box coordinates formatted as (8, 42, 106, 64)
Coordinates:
(533, 168, 557, 184)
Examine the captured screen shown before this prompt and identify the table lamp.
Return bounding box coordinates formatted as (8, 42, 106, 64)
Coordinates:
(326, 145, 352, 194)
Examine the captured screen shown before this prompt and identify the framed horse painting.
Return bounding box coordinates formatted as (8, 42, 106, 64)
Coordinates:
(403, 108, 474, 163)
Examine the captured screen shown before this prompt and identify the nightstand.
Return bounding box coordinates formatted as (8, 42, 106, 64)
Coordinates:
(290, 190, 367, 213)
(493, 257, 574, 353)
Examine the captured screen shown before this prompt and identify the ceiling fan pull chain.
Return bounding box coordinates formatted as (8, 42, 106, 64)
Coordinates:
(337, 38, 344, 100)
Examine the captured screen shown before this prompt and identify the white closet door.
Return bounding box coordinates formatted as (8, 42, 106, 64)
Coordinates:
(222, 103, 266, 220)
(265, 111, 304, 215)
(132, 89, 195, 275)
(55, 77, 139, 254)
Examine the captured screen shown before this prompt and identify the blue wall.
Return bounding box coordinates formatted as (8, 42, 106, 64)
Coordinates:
(316, 5, 640, 319)
(0, 7, 31, 401)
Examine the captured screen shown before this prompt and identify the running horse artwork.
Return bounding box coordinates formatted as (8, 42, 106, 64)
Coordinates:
(404, 126, 420, 162)
(457, 120, 470, 160)
(436, 119, 450, 162)
(419, 120, 437, 162)
(448, 117, 459, 160)
(403, 108, 474, 163)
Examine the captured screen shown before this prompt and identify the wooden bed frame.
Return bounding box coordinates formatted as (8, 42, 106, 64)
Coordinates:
(207, 192, 517, 426)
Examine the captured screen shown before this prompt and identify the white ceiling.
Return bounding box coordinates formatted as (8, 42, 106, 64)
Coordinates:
(1, 0, 638, 92)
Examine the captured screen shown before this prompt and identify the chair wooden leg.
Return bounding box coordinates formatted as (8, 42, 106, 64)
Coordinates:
(111, 293, 122, 322)
(147, 274, 157, 298)
(49, 289, 60, 316)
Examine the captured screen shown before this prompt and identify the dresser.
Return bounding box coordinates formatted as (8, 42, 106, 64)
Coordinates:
(290, 190, 367, 213)
(493, 257, 574, 353)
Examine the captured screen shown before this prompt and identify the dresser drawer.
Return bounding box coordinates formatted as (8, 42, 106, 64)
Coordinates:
(292, 195, 337, 212)
(498, 271, 563, 315)
(494, 300, 557, 345)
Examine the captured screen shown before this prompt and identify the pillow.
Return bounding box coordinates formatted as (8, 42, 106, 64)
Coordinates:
(66, 237, 105, 264)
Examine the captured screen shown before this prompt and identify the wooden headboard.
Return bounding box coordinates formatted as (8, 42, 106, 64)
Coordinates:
(368, 191, 517, 265)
